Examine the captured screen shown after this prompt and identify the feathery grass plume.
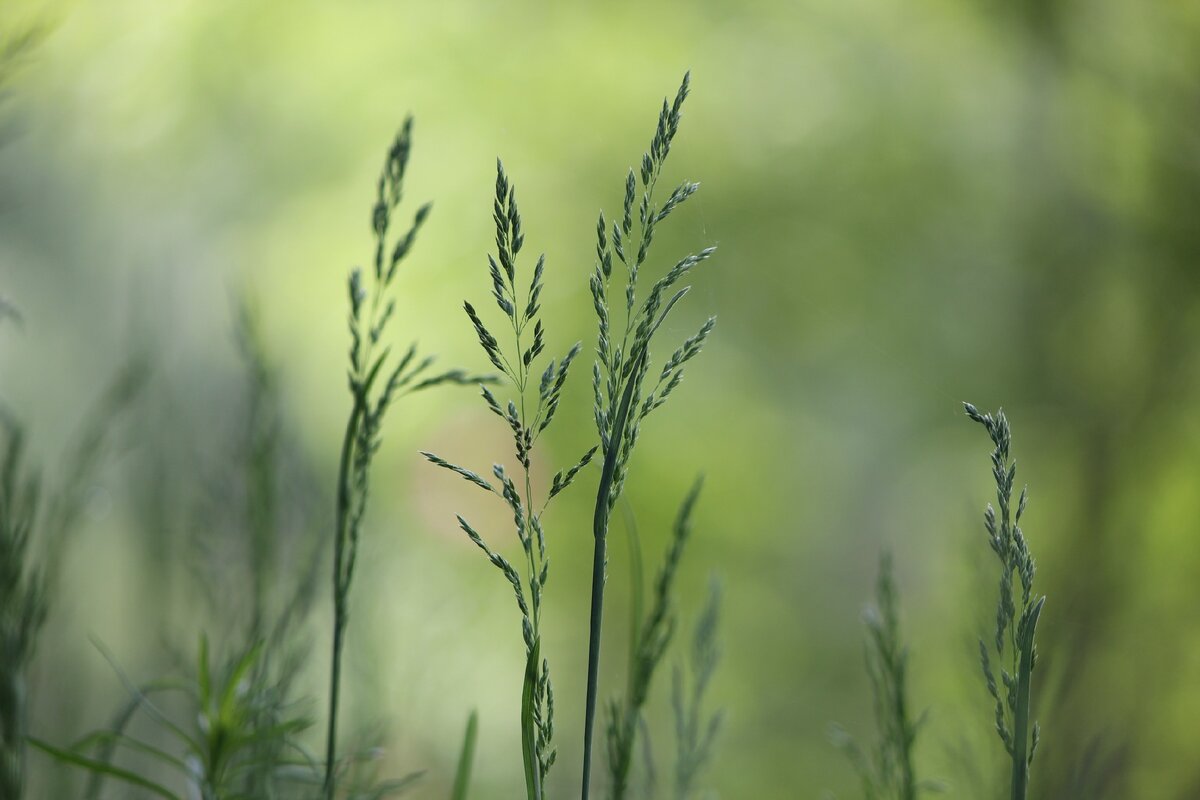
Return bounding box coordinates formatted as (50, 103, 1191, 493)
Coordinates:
(0, 358, 145, 799)
(671, 577, 722, 800)
(423, 159, 595, 800)
(605, 478, 703, 800)
(325, 118, 488, 798)
(964, 403, 1045, 800)
(829, 552, 941, 800)
(583, 70, 717, 799)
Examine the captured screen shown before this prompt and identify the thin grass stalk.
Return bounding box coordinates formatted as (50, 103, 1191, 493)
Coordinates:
(423, 159, 585, 799)
(964, 403, 1045, 800)
(323, 119, 480, 797)
(324, 405, 361, 798)
(583, 71, 715, 799)
(583, 348, 644, 798)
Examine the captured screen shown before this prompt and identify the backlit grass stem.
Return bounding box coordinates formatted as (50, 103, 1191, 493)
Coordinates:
(583, 71, 717, 799)
(324, 118, 483, 798)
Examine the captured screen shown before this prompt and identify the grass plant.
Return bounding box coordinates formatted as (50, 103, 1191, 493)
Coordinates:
(583, 71, 717, 799)
(964, 403, 1045, 800)
(1, 359, 144, 799)
(830, 552, 938, 800)
(325, 117, 485, 797)
(605, 478, 703, 800)
(422, 158, 595, 800)
(670, 578, 722, 800)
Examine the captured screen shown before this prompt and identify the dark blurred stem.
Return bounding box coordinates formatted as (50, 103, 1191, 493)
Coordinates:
(582, 352, 643, 800)
(324, 407, 362, 799)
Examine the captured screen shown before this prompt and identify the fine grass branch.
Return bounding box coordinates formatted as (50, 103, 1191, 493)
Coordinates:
(583, 70, 718, 799)
(964, 403, 1045, 800)
(325, 118, 488, 798)
(422, 159, 593, 800)
(830, 552, 941, 800)
(671, 577, 723, 800)
(606, 478, 703, 800)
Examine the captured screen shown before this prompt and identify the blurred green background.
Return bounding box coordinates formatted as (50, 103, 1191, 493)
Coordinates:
(3, 0, 1200, 797)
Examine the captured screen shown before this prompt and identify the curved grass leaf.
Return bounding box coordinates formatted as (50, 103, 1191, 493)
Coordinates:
(27, 737, 181, 800)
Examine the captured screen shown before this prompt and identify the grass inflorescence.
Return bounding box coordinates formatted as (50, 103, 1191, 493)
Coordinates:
(423, 158, 595, 800)
(605, 478, 704, 800)
(671, 577, 723, 800)
(830, 552, 939, 800)
(964, 403, 1045, 800)
(583, 70, 718, 799)
(325, 117, 486, 797)
(8, 79, 730, 800)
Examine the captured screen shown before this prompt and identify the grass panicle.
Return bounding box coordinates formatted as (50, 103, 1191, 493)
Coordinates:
(423, 159, 594, 800)
(830, 552, 941, 800)
(964, 403, 1045, 800)
(583, 70, 717, 799)
(671, 577, 723, 800)
(605, 478, 703, 800)
(325, 118, 489, 798)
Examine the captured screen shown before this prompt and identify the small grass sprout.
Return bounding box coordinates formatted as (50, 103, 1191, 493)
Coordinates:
(964, 403, 1045, 800)
(583, 70, 717, 799)
(422, 159, 594, 800)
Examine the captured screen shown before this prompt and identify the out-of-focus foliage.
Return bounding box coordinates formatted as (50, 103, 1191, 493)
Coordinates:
(1, 0, 1199, 797)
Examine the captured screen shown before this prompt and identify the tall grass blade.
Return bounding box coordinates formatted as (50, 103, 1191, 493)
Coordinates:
(521, 638, 544, 800)
(583, 71, 716, 799)
(450, 710, 478, 800)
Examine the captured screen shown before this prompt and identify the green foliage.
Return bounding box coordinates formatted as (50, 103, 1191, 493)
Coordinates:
(0, 358, 145, 799)
(423, 158, 594, 800)
(830, 552, 940, 800)
(0, 425, 42, 800)
(964, 403, 1045, 800)
(31, 635, 313, 800)
(606, 478, 703, 800)
(325, 118, 485, 798)
(583, 71, 717, 799)
(671, 578, 722, 800)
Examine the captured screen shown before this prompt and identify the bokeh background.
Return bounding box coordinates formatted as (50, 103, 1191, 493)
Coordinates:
(3, 0, 1200, 797)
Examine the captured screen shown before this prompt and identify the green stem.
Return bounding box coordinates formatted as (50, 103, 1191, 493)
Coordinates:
(1010, 597, 1044, 800)
(324, 406, 362, 799)
(582, 351, 644, 800)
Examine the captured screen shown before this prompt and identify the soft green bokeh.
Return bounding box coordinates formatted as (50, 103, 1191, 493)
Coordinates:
(3, 0, 1199, 797)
